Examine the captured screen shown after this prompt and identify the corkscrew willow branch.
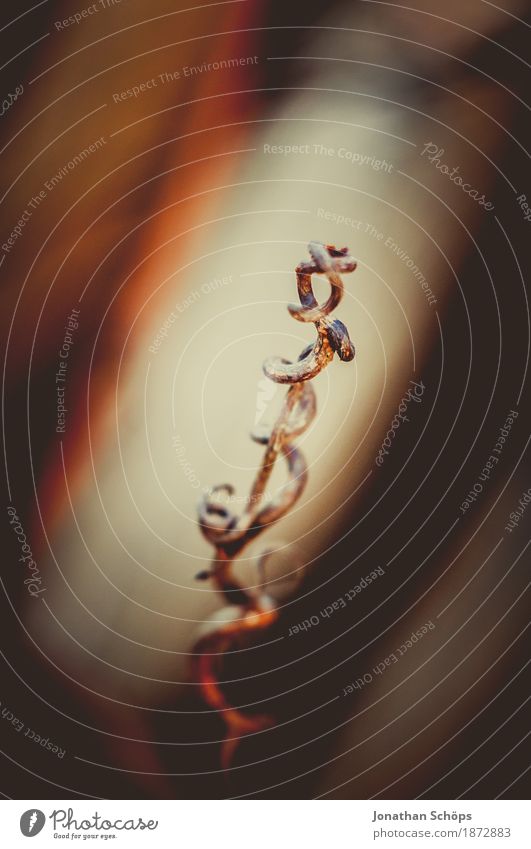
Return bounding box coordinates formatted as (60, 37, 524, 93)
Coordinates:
(192, 241, 357, 770)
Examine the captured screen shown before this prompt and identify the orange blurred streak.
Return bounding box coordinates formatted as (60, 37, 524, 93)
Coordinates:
(38, 0, 267, 538)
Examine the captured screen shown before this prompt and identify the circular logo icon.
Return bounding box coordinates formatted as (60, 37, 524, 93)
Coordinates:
(20, 810, 46, 837)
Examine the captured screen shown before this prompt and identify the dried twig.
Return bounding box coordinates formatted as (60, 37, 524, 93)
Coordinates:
(192, 241, 357, 769)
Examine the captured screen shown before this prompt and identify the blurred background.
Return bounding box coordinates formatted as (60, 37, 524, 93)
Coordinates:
(1, 0, 530, 799)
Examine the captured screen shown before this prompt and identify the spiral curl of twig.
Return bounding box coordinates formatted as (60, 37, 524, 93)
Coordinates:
(192, 241, 357, 770)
